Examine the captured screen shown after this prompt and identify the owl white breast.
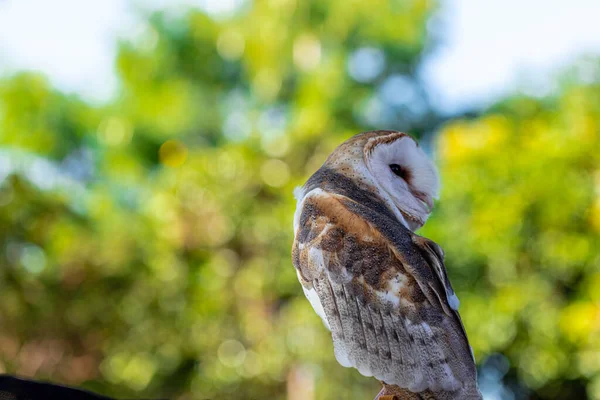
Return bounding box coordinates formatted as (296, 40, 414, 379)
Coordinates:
(292, 131, 481, 399)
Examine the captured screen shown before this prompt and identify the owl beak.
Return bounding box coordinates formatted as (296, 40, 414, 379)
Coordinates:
(413, 191, 433, 212)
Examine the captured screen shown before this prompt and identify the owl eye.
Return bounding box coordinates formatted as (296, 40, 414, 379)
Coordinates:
(389, 164, 409, 180)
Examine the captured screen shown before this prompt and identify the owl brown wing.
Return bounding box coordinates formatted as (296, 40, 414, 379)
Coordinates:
(292, 190, 478, 394)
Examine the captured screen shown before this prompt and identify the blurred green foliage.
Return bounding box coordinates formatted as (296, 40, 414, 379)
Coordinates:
(0, 1, 599, 399)
(422, 84, 600, 399)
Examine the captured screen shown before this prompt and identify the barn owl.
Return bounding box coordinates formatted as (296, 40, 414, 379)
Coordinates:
(292, 131, 481, 399)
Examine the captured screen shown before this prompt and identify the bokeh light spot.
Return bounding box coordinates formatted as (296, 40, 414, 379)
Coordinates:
(239, 350, 262, 378)
(347, 47, 385, 83)
(223, 111, 252, 142)
(98, 117, 133, 146)
(217, 30, 245, 60)
(293, 34, 321, 71)
(20, 244, 46, 275)
(218, 340, 246, 368)
(260, 159, 290, 187)
(560, 302, 599, 342)
(159, 140, 188, 168)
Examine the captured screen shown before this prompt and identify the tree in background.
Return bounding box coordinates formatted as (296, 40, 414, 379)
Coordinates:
(0, 1, 599, 399)
(0, 1, 437, 399)
(423, 73, 600, 399)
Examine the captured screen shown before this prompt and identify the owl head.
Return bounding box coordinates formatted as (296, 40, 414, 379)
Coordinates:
(322, 130, 440, 230)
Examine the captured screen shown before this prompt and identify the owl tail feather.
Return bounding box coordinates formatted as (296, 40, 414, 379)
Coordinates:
(374, 382, 482, 400)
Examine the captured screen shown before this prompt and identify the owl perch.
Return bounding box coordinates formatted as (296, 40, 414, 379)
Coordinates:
(375, 383, 469, 399)
(292, 131, 482, 399)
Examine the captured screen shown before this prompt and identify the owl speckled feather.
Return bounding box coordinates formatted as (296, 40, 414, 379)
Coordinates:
(292, 131, 481, 399)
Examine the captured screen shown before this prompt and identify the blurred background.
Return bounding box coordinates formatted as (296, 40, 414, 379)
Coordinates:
(0, 0, 599, 399)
